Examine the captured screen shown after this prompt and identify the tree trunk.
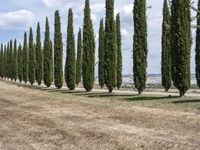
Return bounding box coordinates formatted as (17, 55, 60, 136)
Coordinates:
(138, 89, 143, 95)
(179, 90, 185, 97)
(108, 87, 113, 93)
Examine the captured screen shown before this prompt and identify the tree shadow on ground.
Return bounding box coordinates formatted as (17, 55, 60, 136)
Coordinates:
(40, 88, 86, 94)
(61, 90, 86, 94)
(75, 92, 119, 97)
(86, 94, 138, 98)
(124, 96, 180, 102)
(171, 99, 200, 104)
(40, 88, 64, 92)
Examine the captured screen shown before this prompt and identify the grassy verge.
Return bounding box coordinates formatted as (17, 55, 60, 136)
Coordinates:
(76, 92, 200, 113)
(1, 79, 200, 113)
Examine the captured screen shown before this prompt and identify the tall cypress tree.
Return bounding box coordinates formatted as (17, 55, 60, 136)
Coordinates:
(161, 0, 171, 91)
(171, 0, 191, 96)
(23, 32, 28, 84)
(2, 45, 5, 78)
(54, 10, 63, 89)
(76, 28, 82, 85)
(3, 45, 6, 79)
(98, 19, 105, 88)
(133, 0, 148, 95)
(35, 22, 43, 85)
(82, 0, 95, 92)
(9, 40, 13, 80)
(196, 0, 200, 88)
(2, 44, 6, 79)
(44, 17, 53, 87)
(105, 0, 117, 93)
(18, 44, 23, 82)
(5, 43, 9, 79)
(28, 27, 35, 85)
(13, 39, 18, 81)
(116, 13, 122, 89)
(0, 44, 3, 78)
(65, 8, 76, 90)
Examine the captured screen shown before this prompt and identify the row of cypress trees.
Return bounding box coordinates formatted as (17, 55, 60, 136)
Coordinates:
(98, 0, 123, 93)
(1, 0, 197, 97)
(0, 0, 122, 93)
(132, 0, 194, 96)
(161, 0, 193, 96)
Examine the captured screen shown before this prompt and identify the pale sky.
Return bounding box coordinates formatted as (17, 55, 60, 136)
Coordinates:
(0, 0, 198, 74)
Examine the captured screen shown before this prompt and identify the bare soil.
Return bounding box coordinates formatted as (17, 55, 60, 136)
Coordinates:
(0, 80, 200, 150)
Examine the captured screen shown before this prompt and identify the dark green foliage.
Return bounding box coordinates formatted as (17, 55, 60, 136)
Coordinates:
(171, 0, 192, 96)
(35, 22, 43, 85)
(196, 0, 200, 88)
(43, 17, 53, 87)
(82, 0, 95, 92)
(5, 43, 9, 79)
(76, 28, 82, 85)
(116, 13, 122, 89)
(133, 0, 148, 95)
(0, 44, 3, 78)
(3, 45, 6, 78)
(18, 44, 23, 82)
(54, 10, 63, 89)
(28, 27, 35, 85)
(23, 32, 28, 84)
(13, 39, 18, 81)
(9, 40, 13, 80)
(161, 0, 171, 91)
(98, 19, 105, 88)
(105, 0, 117, 93)
(2, 45, 6, 78)
(65, 8, 76, 90)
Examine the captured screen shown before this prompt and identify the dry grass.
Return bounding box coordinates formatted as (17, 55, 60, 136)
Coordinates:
(0, 80, 200, 150)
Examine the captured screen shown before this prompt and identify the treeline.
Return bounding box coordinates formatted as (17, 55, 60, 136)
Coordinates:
(161, 0, 192, 96)
(0, 0, 123, 94)
(0, 0, 200, 97)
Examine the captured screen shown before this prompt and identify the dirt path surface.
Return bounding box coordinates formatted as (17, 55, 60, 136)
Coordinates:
(0, 81, 200, 150)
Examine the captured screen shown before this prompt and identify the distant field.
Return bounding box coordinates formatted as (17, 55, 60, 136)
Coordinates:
(0, 80, 200, 149)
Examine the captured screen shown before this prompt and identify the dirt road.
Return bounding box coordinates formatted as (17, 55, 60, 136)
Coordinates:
(0, 80, 200, 150)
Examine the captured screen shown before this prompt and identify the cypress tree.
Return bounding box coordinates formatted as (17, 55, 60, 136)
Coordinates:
(171, 0, 192, 96)
(18, 44, 23, 82)
(98, 19, 105, 88)
(116, 13, 122, 89)
(7, 42, 9, 79)
(13, 39, 18, 81)
(44, 17, 53, 87)
(2, 45, 6, 78)
(5, 43, 9, 79)
(28, 27, 35, 85)
(82, 0, 95, 92)
(54, 10, 63, 89)
(133, 0, 148, 95)
(23, 32, 28, 84)
(105, 0, 117, 93)
(65, 8, 76, 90)
(0, 44, 3, 78)
(35, 22, 43, 85)
(161, 0, 171, 91)
(76, 28, 82, 85)
(9, 40, 13, 80)
(2, 44, 4, 78)
(196, 0, 200, 88)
